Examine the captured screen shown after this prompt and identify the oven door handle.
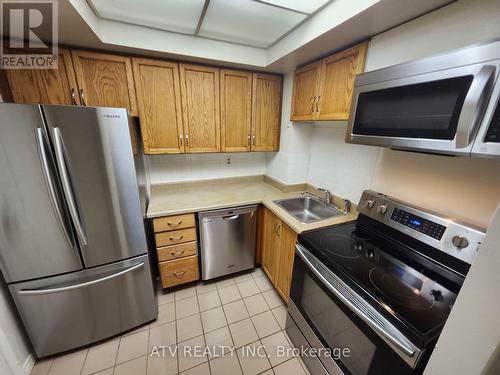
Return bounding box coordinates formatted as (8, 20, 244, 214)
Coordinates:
(295, 244, 418, 358)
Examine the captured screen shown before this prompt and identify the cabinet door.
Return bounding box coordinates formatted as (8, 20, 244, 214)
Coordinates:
(220, 69, 252, 152)
(316, 42, 367, 120)
(71, 50, 138, 115)
(290, 61, 321, 121)
(5, 48, 79, 105)
(132, 58, 184, 154)
(261, 208, 280, 283)
(180, 64, 220, 153)
(275, 224, 297, 302)
(251, 73, 282, 151)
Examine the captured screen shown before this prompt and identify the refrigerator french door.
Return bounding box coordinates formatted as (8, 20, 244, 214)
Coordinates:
(0, 103, 157, 357)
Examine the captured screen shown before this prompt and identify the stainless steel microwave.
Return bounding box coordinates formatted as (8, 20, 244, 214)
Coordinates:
(346, 38, 500, 158)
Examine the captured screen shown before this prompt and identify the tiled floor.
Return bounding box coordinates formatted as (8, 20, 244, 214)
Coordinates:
(30, 267, 310, 375)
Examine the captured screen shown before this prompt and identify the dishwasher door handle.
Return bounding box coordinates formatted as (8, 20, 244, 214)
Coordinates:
(222, 214, 240, 220)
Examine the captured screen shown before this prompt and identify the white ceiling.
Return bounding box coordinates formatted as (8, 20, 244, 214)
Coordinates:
(88, 0, 330, 48)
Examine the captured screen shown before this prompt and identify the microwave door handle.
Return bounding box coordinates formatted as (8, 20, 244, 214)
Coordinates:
(295, 244, 417, 358)
(18, 262, 144, 295)
(456, 65, 495, 148)
(35, 128, 75, 249)
(53, 127, 88, 246)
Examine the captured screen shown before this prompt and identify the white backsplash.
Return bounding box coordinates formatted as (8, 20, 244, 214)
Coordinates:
(147, 152, 268, 185)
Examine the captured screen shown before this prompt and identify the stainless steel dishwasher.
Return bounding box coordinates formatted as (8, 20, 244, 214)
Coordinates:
(198, 205, 258, 280)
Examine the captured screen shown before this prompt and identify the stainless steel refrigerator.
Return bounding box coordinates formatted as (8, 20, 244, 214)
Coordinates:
(0, 103, 157, 358)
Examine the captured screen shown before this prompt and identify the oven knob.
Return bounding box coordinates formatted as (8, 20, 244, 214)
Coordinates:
(452, 235, 469, 249)
(376, 205, 387, 215)
(365, 199, 375, 209)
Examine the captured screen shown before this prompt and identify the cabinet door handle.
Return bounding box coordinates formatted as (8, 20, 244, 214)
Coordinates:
(170, 250, 186, 256)
(79, 89, 87, 106)
(70, 88, 78, 105)
(169, 235, 184, 241)
(276, 223, 281, 237)
(185, 134, 189, 148)
(316, 95, 320, 112)
(311, 96, 316, 112)
(248, 134, 251, 147)
(173, 271, 186, 276)
(167, 220, 182, 227)
(252, 135, 256, 146)
(179, 134, 183, 146)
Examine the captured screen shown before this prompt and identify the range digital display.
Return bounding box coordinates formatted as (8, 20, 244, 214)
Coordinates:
(391, 208, 446, 240)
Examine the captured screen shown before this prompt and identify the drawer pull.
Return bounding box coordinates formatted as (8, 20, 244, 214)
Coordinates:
(167, 220, 182, 227)
(170, 250, 186, 256)
(169, 235, 184, 241)
(173, 271, 186, 276)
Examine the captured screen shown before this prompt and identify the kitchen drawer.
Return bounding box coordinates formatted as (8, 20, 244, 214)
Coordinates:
(158, 241, 197, 262)
(153, 213, 195, 232)
(160, 255, 199, 288)
(155, 228, 196, 247)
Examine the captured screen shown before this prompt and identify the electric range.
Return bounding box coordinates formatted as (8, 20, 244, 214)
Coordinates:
(285, 190, 485, 375)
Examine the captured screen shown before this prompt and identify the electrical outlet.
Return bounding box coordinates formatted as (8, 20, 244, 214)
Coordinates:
(226, 157, 231, 165)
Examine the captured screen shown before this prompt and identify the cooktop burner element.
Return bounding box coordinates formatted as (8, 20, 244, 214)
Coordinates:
(319, 234, 362, 259)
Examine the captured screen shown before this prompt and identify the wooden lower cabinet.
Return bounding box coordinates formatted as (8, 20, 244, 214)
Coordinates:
(259, 206, 297, 302)
(153, 212, 200, 289)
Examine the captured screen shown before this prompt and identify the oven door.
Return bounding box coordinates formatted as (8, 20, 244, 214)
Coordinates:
(288, 244, 422, 375)
(345, 63, 496, 155)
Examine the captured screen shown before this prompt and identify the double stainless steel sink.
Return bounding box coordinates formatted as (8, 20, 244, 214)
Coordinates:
(274, 195, 343, 224)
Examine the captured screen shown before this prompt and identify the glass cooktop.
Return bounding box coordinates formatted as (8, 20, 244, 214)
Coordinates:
(298, 221, 458, 337)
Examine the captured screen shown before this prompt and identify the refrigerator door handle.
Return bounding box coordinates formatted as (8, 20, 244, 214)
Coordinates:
(35, 128, 75, 249)
(53, 127, 88, 246)
(18, 262, 145, 295)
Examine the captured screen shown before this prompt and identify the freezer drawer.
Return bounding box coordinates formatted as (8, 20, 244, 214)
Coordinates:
(9, 255, 157, 358)
(199, 205, 257, 280)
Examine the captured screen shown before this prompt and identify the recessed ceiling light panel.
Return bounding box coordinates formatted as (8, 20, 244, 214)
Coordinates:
(259, 0, 330, 14)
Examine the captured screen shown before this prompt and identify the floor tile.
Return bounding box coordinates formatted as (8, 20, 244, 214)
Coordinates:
(157, 290, 174, 305)
(204, 326, 234, 357)
(196, 282, 217, 295)
(259, 370, 274, 375)
(262, 289, 284, 309)
(201, 306, 227, 332)
(176, 295, 200, 319)
(197, 290, 221, 311)
(175, 286, 197, 301)
(209, 352, 243, 375)
(147, 345, 177, 375)
(116, 330, 149, 364)
(261, 331, 292, 366)
(297, 356, 311, 375)
(29, 358, 53, 375)
(271, 306, 288, 330)
(93, 368, 113, 375)
(151, 302, 175, 328)
(243, 294, 269, 316)
(273, 358, 307, 375)
(149, 321, 176, 350)
(218, 284, 241, 304)
(178, 335, 207, 372)
(236, 279, 260, 298)
(251, 311, 281, 339)
(81, 339, 119, 375)
(177, 314, 203, 343)
(48, 348, 88, 375)
(180, 362, 211, 375)
(114, 355, 147, 375)
(223, 299, 249, 324)
(237, 340, 271, 375)
(234, 272, 253, 284)
(251, 268, 265, 278)
(229, 318, 259, 348)
(216, 277, 235, 289)
(254, 275, 274, 292)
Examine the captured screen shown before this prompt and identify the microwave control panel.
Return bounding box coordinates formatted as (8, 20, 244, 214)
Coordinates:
(485, 100, 500, 143)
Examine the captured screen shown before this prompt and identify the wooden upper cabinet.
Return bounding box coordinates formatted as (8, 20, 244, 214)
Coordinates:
(252, 73, 282, 151)
(179, 64, 220, 153)
(220, 69, 252, 152)
(316, 42, 368, 120)
(132, 58, 184, 154)
(71, 50, 138, 115)
(4, 48, 79, 105)
(290, 61, 321, 121)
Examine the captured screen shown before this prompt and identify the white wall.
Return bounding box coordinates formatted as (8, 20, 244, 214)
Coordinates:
(147, 152, 268, 185)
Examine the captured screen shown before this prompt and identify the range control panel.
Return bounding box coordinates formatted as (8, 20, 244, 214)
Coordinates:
(485, 101, 500, 143)
(391, 208, 446, 240)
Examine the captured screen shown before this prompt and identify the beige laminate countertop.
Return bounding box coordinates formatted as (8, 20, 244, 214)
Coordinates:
(147, 177, 358, 233)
